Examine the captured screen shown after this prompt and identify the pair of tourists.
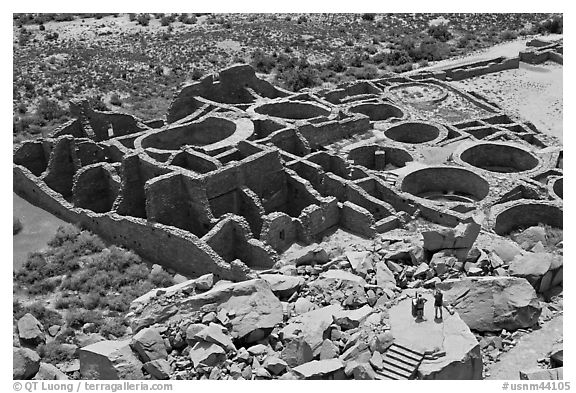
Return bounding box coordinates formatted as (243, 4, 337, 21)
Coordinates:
(411, 289, 443, 320)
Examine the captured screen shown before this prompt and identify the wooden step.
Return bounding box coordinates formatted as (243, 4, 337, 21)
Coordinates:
(381, 361, 413, 379)
(382, 355, 415, 374)
(385, 351, 420, 368)
(388, 346, 422, 363)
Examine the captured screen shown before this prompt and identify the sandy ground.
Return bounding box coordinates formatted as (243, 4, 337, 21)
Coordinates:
(486, 314, 563, 380)
(452, 61, 563, 141)
(13, 193, 65, 269)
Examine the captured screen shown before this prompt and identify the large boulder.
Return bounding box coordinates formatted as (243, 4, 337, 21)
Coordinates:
(388, 294, 482, 380)
(127, 279, 283, 343)
(130, 327, 168, 362)
(189, 341, 226, 368)
(436, 277, 541, 331)
(17, 313, 46, 346)
(509, 253, 561, 285)
(13, 347, 40, 379)
(259, 274, 304, 299)
(375, 261, 396, 290)
(280, 304, 342, 357)
(33, 362, 69, 380)
(79, 339, 144, 379)
(422, 220, 481, 261)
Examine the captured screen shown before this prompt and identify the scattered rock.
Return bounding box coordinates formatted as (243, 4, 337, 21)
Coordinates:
(263, 356, 287, 375)
(437, 277, 541, 331)
(17, 313, 46, 346)
(292, 358, 345, 379)
(346, 251, 373, 277)
(294, 297, 317, 315)
(319, 339, 339, 360)
(128, 279, 283, 343)
(280, 304, 342, 356)
(143, 359, 171, 380)
(79, 339, 144, 379)
(189, 341, 226, 368)
(290, 244, 330, 266)
(194, 323, 235, 351)
(280, 336, 314, 367)
(13, 347, 40, 379)
(130, 327, 168, 362)
(333, 305, 373, 330)
(260, 274, 305, 299)
(33, 362, 69, 380)
(375, 261, 396, 290)
(520, 367, 563, 380)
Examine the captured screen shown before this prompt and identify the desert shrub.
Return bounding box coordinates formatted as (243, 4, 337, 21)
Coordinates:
(500, 30, 518, 41)
(251, 49, 277, 73)
(361, 13, 376, 22)
(87, 96, 109, 111)
(109, 93, 121, 106)
(384, 49, 413, 66)
(297, 15, 307, 24)
(128, 13, 137, 22)
(13, 302, 63, 329)
(346, 64, 379, 80)
(54, 294, 84, 310)
(100, 318, 127, 338)
(137, 13, 150, 27)
(150, 270, 174, 287)
(37, 341, 76, 363)
(66, 309, 103, 330)
(428, 24, 452, 42)
(190, 68, 204, 80)
(39, 24, 45, 31)
(45, 32, 59, 41)
(36, 97, 66, 121)
(412, 38, 450, 61)
(13, 217, 23, 235)
(326, 55, 347, 73)
(160, 16, 171, 27)
(538, 16, 562, 34)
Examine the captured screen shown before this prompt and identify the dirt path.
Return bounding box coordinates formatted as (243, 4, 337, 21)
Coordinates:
(486, 314, 563, 380)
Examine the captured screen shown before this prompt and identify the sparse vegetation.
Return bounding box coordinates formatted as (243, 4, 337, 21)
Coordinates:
(12, 13, 561, 142)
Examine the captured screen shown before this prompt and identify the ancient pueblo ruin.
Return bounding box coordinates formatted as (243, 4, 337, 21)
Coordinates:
(13, 34, 563, 381)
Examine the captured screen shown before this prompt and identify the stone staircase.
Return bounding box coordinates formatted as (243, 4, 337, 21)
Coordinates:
(375, 342, 425, 380)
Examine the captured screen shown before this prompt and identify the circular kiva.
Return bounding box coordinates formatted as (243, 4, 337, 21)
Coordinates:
(348, 102, 405, 121)
(347, 145, 413, 170)
(136, 116, 254, 154)
(493, 201, 563, 236)
(388, 82, 448, 103)
(252, 101, 331, 120)
(383, 121, 445, 144)
(456, 142, 541, 173)
(549, 177, 563, 200)
(400, 166, 490, 203)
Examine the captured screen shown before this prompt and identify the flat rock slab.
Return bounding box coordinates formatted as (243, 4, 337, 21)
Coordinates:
(388, 294, 482, 380)
(292, 358, 344, 379)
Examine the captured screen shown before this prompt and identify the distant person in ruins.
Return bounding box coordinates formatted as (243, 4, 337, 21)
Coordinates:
(434, 289, 444, 319)
(415, 293, 427, 320)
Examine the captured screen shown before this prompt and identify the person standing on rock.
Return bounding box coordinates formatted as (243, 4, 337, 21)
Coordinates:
(416, 294, 427, 320)
(434, 289, 443, 319)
